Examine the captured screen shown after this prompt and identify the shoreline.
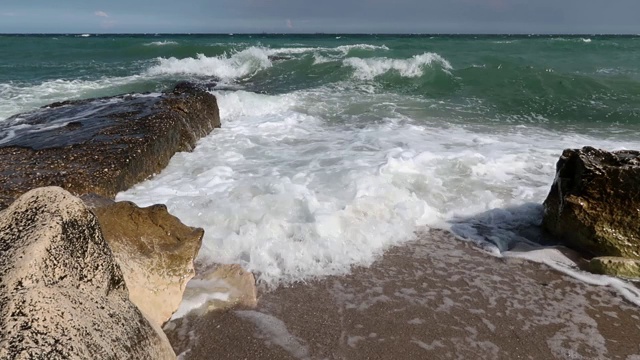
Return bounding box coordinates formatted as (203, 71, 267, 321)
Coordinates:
(3, 36, 640, 357)
(166, 229, 640, 359)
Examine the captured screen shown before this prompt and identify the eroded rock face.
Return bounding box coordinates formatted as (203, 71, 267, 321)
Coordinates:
(0, 187, 175, 359)
(88, 198, 204, 327)
(0, 82, 220, 209)
(542, 146, 640, 259)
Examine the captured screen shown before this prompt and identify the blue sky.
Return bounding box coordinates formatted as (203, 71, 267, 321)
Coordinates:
(1, 0, 639, 34)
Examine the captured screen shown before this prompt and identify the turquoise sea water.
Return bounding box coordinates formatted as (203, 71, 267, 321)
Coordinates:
(2, 34, 640, 293)
(2, 34, 640, 129)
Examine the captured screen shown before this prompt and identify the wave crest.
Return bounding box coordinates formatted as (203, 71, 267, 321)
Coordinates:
(343, 53, 453, 80)
(144, 40, 179, 46)
(146, 47, 273, 80)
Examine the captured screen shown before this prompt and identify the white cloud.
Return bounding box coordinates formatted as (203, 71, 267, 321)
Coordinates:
(1, 12, 17, 17)
(94, 11, 109, 18)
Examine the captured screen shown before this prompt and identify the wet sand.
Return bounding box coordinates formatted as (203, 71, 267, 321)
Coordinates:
(165, 230, 640, 359)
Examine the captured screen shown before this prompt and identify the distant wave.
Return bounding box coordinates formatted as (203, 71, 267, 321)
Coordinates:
(146, 47, 273, 80)
(550, 37, 592, 43)
(335, 44, 390, 53)
(144, 40, 179, 46)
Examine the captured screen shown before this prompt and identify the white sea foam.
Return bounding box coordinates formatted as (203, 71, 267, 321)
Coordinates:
(343, 53, 452, 80)
(505, 248, 640, 307)
(335, 44, 390, 53)
(0, 76, 143, 121)
(146, 48, 273, 80)
(269, 44, 388, 55)
(117, 86, 640, 297)
(313, 54, 336, 65)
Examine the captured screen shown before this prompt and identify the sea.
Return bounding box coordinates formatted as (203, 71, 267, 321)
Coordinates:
(2, 34, 640, 303)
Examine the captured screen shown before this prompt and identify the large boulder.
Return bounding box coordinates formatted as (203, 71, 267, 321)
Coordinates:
(542, 146, 640, 260)
(0, 82, 220, 209)
(0, 187, 175, 359)
(86, 197, 204, 327)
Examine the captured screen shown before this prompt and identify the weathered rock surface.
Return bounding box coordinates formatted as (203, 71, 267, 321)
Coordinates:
(542, 146, 640, 260)
(86, 197, 204, 327)
(0, 82, 220, 209)
(589, 257, 640, 279)
(0, 187, 175, 359)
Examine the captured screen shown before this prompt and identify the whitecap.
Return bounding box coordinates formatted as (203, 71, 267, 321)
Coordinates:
(144, 40, 178, 46)
(343, 52, 452, 80)
(146, 47, 273, 80)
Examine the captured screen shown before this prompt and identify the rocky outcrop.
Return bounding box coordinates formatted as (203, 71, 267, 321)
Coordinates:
(542, 146, 640, 260)
(0, 82, 220, 209)
(86, 197, 204, 326)
(0, 187, 175, 359)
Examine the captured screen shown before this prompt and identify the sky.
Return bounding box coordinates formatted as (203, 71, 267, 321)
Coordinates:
(1, 0, 640, 34)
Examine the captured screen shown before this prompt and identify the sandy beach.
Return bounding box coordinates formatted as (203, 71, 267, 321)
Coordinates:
(166, 230, 640, 359)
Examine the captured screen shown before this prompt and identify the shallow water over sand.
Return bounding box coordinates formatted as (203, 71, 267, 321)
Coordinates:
(165, 230, 640, 359)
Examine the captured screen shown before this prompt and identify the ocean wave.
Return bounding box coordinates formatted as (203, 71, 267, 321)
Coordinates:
(313, 54, 337, 65)
(143, 43, 398, 81)
(335, 44, 390, 53)
(269, 44, 388, 56)
(144, 40, 179, 46)
(0, 76, 144, 121)
(117, 86, 640, 293)
(343, 52, 452, 80)
(146, 47, 273, 80)
(550, 37, 593, 43)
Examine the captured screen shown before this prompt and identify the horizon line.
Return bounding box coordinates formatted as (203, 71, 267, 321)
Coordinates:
(1, 32, 639, 36)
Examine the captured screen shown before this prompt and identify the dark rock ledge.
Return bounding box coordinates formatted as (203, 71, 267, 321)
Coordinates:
(0, 82, 220, 209)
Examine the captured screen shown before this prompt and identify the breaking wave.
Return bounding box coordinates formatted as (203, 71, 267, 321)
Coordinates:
(344, 53, 453, 80)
